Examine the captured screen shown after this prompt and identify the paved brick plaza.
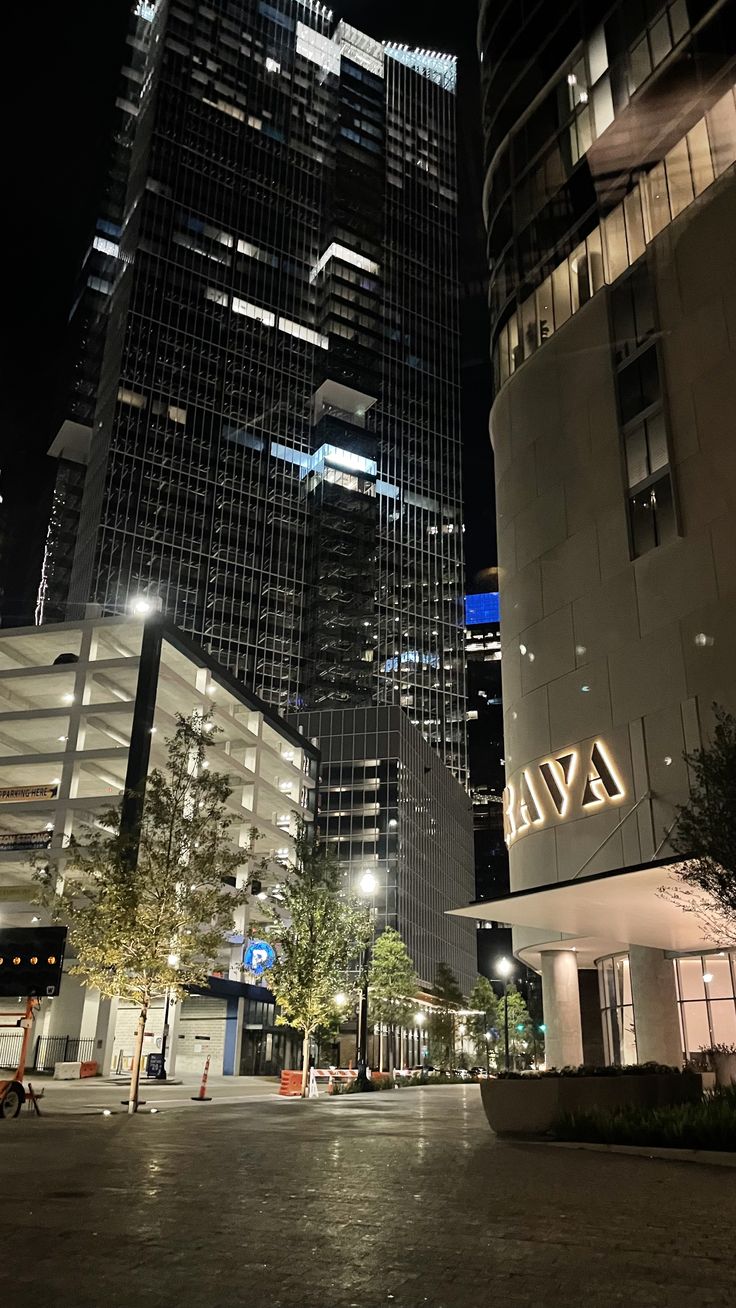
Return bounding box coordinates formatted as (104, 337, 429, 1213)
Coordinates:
(2, 1084, 734, 1306)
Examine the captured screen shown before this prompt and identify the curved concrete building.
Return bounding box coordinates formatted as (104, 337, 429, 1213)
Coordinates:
(458, 0, 736, 1067)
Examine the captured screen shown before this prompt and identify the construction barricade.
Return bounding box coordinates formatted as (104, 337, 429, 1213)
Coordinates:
(279, 1069, 304, 1097)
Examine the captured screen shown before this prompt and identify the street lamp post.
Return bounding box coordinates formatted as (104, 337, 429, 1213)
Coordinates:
(497, 956, 513, 1072)
(157, 951, 180, 1080)
(356, 870, 377, 1090)
(415, 1010, 426, 1067)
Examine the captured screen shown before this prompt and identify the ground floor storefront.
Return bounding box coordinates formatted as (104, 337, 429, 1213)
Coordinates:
(0, 974, 304, 1079)
(452, 860, 736, 1069)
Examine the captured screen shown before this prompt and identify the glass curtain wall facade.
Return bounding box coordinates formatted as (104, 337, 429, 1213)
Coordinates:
(480, 0, 736, 561)
(40, 1, 466, 781)
(599, 950, 736, 1064)
(293, 704, 477, 994)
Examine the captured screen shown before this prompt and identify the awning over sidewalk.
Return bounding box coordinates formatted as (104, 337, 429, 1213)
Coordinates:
(449, 861, 732, 966)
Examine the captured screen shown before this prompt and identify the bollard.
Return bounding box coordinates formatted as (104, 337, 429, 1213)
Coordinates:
(191, 1055, 212, 1102)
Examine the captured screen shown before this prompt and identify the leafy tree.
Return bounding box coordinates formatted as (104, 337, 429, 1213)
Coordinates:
(428, 961, 463, 1067)
(498, 984, 533, 1069)
(265, 823, 372, 1095)
(368, 927, 418, 1070)
(525, 976, 546, 1067)
(667, 705, 736, 941)
(37, 713, 256, 1113)
(467, 975, 499, 1072)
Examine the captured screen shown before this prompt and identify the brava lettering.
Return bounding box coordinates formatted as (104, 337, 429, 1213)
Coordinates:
(503, 740, 625, 846)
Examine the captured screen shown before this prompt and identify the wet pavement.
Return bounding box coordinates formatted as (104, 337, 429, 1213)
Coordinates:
(1, 1084, 734, 1307)
(14, 1070, 281, 1113)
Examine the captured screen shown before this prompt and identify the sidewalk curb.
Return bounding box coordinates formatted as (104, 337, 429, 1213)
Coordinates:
(103, 1078, 184, 1087)
(513, 1137, 736, 1167)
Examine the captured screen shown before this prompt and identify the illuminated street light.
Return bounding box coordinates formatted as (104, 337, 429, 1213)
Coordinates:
(360, 871, 377, 895)
(131, 597, 153, 616)
(334, 992, 347, 1007)
(496, 957, 514, 1071)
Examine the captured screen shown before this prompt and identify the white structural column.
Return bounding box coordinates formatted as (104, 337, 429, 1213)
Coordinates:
(540, 950, 584, 1068)
(628, 945, 682, 1066)
(163, 994, 182, 1076)
(93, 996, 119, 1076)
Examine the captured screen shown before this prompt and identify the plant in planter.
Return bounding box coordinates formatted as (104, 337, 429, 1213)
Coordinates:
(480, 1061, 702, 1137)
(554, 1085, 736, 1151)
(701, 1043, 736, 1088)
(497, 1061, 683, 1079)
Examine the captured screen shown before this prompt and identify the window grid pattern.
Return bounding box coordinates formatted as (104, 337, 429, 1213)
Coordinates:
(379, 55, 466, 782)
(55, 0, 466, 782)
(493, 83, 736, 388)
(295, 705, 476, 993)
(599, 951, 736, 1064)
(609, 263, 677, 557)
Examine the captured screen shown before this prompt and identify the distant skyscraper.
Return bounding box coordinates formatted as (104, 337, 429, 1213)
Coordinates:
(38, 0, 467, 782)
(292, 704, 477, 994)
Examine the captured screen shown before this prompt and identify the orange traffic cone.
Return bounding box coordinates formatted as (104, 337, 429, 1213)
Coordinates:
(191, 1055, 212, 1102)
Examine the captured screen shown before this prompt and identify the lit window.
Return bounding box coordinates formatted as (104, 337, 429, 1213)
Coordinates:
(277, 317, 328, 348)
(310, 242, 380, 283)
(93, 236, 120, 258)
(707, 87, 736, 176)
(117, 388, 146, 409)
(233, 298, 275, 327)
(202, 97, 245, 122)
(265, 57, 281, 74)
(296, 22, 341, 76)
(665, 138, 695, 217)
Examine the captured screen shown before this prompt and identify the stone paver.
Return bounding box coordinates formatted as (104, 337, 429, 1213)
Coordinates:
(21, 1071, 281, 1113)
(1, 1085, 733, 1307)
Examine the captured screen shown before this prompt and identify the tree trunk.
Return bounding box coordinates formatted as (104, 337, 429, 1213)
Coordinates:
(379, 1023, 384, 1073)
(301, 1030, 311, 1097)
(129, 1001, 148, 1115)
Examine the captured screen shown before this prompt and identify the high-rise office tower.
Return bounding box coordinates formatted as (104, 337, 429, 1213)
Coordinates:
(38, 0, 467, 782)
(463, 0, 736, 1068)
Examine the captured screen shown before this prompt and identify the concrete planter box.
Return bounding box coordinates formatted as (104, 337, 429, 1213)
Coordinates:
(480, 1071, 703, 1138)
(711, 1053, 736, 1088)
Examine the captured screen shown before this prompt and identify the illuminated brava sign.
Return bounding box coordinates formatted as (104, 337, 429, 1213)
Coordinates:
(503, 740, 626, 847)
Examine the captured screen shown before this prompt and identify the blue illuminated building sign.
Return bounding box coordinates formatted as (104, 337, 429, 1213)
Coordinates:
(243, 940, 276, 976)
(465, 593, 500, 626)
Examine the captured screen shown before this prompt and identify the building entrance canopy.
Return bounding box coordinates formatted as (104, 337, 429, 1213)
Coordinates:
(450, 861, 733, 968)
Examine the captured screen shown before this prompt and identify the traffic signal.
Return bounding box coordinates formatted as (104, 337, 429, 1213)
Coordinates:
(0, 926, 67, 997)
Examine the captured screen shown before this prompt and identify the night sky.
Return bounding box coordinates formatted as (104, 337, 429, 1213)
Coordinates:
(1, 1, 493, 625)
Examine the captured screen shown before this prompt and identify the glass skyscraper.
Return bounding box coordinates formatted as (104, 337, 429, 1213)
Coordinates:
(39, 0, 467, 782)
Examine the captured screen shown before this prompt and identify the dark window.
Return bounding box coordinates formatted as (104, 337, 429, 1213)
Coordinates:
(618, 343, 660, 422)
(629, 475, 677, 556)
(624, 411, 669, 488)
(610, 264, 656, 363)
